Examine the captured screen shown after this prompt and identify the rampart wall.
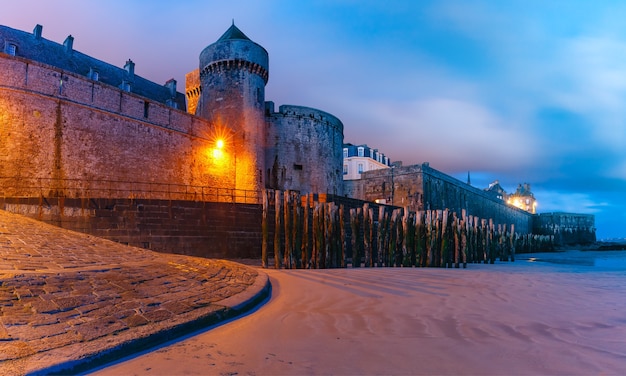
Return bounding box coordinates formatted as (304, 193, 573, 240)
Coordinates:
(0, 54, 233, 195)
(345, 163, 533, 234)
(265, 103, 344, 195)
(534, 212, 596, 246)
(1, 197, 261, 259)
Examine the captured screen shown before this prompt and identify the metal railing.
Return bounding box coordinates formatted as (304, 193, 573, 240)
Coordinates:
(0, 176, 261, 204)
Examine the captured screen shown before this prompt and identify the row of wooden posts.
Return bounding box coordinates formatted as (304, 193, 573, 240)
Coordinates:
(261, 190, 554, 269)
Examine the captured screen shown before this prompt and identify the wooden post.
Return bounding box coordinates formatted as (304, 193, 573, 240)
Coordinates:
(350, 208, 358, 267)
(377, 207, 386, 267)
(388, 209, 396, 267)
(302, 194, 310, 269)
(509, 224, 515, 262)
(326, 203, 334, 268)
(283, 190, 292, 269)
(425, 210, 432, 267)
(401, 208, 409, 267)
(363, 203, 372, 267)
(262, 190, 269, 268)
(405, 210, 416, 267)
(440, 209, 449, 268)
(488, 219, 494, 264)
(274, 190, 283, 269)
(293, 193, 302, 268)
(312, 204, 319, 269)
(453, 212, 459, 268)
(340, 204, 346, 268)
(460, 210, 467, 268)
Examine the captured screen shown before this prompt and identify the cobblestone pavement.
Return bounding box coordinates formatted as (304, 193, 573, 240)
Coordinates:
(0, 210, 269, 375)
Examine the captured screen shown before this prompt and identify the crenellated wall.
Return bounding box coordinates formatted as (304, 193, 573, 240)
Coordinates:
(0, 54, 237, 197)
(265, 103, 344, 195)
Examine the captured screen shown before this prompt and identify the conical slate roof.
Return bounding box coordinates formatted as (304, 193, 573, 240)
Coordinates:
(217, 23, 251, 42)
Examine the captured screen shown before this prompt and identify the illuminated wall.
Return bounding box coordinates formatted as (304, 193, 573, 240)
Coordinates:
(196, 25, 269, 193)
(0, 53, 235, 198)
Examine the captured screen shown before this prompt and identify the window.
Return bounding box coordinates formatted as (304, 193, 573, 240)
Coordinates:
(166, 99, 178, 109)
(293, 164, 303, 171)
(343, 164, 348, 175)
(369, 149, 374, 159)
(358, 163, 364, 174)
(5, 43, 17, 56)
(357, 147, 364, 157)
(343, 148, 348, 158)
(121, 81, 131, 92)
(144, 101, 149, 118)
(89, 69, 99, 81)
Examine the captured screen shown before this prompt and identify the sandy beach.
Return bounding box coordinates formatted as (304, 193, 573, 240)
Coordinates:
(90, 251, 626, 375)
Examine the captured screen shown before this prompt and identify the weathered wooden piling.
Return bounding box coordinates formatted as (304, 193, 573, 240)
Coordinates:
(363, 203, 372, 267)
(262, 190, 269, 268)
(261, 189, 537, 270)
(274, 189, 282, 269)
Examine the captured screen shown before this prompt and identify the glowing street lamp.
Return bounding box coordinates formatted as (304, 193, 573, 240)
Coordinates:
(213, 138, 225, 159)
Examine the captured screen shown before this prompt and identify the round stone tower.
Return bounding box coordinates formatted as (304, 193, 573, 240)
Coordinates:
(198, 23, 269, 193)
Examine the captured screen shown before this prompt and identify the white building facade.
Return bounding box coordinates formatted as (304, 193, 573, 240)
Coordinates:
(342, 143, 391, 181)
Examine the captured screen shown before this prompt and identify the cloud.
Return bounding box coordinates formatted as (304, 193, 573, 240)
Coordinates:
(355, 97, 536, 174)
(532, 189, 608, 214)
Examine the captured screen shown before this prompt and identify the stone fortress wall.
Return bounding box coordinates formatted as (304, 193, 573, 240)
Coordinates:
(0, 53, 233, 195)
(345, 163, 534, 235)
(265, 103, 344, 195)
(0, 22, 595, 254)
(534, 212, 596, 245)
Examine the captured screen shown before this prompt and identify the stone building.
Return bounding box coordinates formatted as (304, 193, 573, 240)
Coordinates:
(0, 22, 344, 197)
(345, 162, 534, 234)
(185, 24, 344, 195)
(507, 183, 537, 214)
(0, 22, 596, 249)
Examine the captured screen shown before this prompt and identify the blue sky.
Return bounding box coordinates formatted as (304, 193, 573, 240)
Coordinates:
(3, 0, 626, 239)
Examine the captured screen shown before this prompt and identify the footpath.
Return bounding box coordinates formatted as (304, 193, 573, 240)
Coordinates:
(0, 210, 270, 375)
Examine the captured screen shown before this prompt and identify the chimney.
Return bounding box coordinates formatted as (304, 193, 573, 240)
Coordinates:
(33, 24, 43, 39)
(165, 78, 177, 97)
(124, 59, 135, 77)
(64, 35, 74, 53)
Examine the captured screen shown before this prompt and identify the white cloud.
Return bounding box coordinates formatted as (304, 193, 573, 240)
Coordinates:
(357, 97, 536, 172)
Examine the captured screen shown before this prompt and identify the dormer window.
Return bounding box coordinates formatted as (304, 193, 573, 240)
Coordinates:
(120, 81, 131, 92)
(357, 147, 364, 157)
(89, 68, 99, 81)
(5, 43, 17, 56)
(166, 99, 178, 109)
(343, 148, 348, 158)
